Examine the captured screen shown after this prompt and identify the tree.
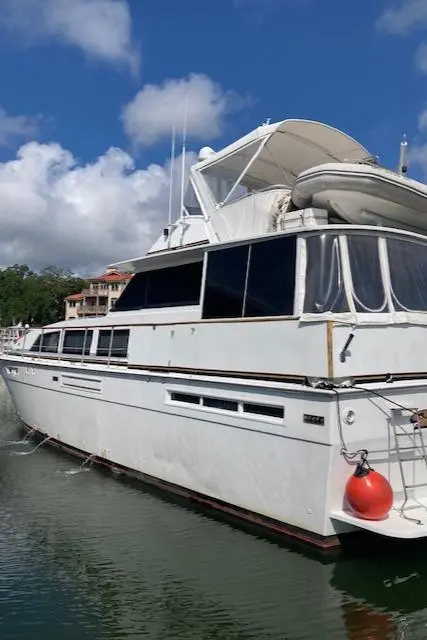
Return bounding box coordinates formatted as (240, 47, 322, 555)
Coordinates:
(0, 264, 88, 327)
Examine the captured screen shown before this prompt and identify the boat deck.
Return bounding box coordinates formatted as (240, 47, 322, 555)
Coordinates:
(331, 501, 427, 539)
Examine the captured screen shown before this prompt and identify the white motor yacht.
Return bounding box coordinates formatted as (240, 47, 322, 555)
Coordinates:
(3, 119, 427, 549)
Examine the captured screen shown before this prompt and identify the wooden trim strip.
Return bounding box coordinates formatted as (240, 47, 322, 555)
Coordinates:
(326, 321, 334, 379)
(128, 363, 307, 384)
(352, 372, 427, 383)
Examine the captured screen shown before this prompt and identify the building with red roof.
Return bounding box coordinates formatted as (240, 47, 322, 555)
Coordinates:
(64, 269, 133, 320)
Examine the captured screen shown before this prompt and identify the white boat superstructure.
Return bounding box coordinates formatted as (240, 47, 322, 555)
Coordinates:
(5, 118, 427, 548)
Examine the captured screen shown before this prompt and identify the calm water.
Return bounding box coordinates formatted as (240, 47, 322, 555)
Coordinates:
(1, 385, 427, 638)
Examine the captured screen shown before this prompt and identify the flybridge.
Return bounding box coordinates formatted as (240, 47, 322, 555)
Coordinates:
(112, 119, 373, 265)
(110, 118, 427, 273)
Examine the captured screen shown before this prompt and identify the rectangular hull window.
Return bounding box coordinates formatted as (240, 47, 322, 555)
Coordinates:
(112, 261, 203, 312)
(202, 397, 238, 412)
(62, 330, 93, 356)
(202, 245, 249, 319)
(242, 403, 284, 419)
(170, 392, 200, 404)
(96, 329, 129, 358)
(244, 236, 296, 317)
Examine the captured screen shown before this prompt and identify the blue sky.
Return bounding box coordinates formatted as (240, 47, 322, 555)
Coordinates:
(0, 0, 425, 273)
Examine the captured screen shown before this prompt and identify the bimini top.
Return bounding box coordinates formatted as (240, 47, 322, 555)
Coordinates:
(194, 118, 372, 189)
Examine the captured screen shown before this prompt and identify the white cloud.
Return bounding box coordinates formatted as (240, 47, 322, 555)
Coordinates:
(377, 0, 427, 73)
(376, 0, 427, 34)
(0, 141, 195, 273)
(415, 41, 427, 73)
(0, 107, 39, 147)
(407, 142, 427, 175)
(122, 73, 248, 147)
(1, 0, 139, 73)
(418, 107, 427, 131)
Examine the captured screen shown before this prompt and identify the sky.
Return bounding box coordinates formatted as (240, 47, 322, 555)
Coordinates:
(0, 0, 426, 274)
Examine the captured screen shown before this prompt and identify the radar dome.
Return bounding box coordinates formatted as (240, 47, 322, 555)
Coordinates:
(198, 146, 215, 161)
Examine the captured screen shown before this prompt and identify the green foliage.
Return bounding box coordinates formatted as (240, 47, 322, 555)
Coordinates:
(0, 264, 88, 327)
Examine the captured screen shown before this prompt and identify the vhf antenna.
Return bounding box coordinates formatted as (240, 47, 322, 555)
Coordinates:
(397, 134, 408, 175)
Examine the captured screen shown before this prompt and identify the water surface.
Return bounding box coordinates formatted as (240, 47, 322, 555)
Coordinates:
(0, 382, 426, 639)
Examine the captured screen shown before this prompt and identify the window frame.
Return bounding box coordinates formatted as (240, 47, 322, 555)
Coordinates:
(29, 330, 61, 354)
(201, 234, 298, 320)
(61, 329, 93, 357)
(300, 229, 427, 318)
(96, 328, 130, 359)
(111, 260, 204, 313)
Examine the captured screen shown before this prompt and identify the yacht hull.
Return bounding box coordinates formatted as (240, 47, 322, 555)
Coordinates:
(292, 163, 427, 233)
(0, 356, 352, 548)
(5, 354, 427, 548)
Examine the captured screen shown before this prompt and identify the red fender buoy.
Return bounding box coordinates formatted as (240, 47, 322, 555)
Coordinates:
(344, 463, 393, 521)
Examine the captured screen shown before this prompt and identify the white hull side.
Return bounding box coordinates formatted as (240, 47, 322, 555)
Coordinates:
(6, 357, 427, 545)
(1, 358, 344, 542)
(292, 163, 427, 233)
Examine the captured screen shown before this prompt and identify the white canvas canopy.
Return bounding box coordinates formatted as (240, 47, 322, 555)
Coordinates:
(195, 119, 371, 193)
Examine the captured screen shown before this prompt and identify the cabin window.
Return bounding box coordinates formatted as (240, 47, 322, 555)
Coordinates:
(244, 236, 296, 317)
(202, 245, 249, 318)
(96, 329, 129, 358)
(203, 236, 297, 319)
(387, 238, 427, 311)
(347, 235, 386, 312)
(30, 331, 60, 353)
(184, 182, 203, 216)
(304, 234, 348, 313)
(62, 330, 93, 356)
(112, 262, 203, 312)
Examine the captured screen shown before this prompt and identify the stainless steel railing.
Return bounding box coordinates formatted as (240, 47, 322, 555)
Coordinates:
(0, 327, 31, 354)
(2, 325, 130, 367)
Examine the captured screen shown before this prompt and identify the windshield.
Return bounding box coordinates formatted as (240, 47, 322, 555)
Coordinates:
(303, 232, 427, 315)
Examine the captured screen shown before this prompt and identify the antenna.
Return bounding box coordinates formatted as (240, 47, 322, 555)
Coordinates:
(168, 124, 176, 227)
(397, 134, 408, 175)
(179, 92, 188, 222)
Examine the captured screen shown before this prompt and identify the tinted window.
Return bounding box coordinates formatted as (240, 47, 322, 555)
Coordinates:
(347, 235, 386, 312)
(113, 262, 203, 312)
(96, 329, 129, 358)
(244, 236, 296, 317)
(202, 397, 238, 412)
(304, 234, 348, 313)
(170, 392, 200, 404)
(202, 245, 249, 319)
(62, 330, 93, 356)
(30, 331, 60, 353)
(113, 273, 146, 311)
(242, 403, 284, 419)
(388, 238, 427, 311)
(146, 262, 202, 307)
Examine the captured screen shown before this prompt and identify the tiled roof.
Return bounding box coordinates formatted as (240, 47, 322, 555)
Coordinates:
(65, 292, 85, 301)
(88, 270, 133, 284)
